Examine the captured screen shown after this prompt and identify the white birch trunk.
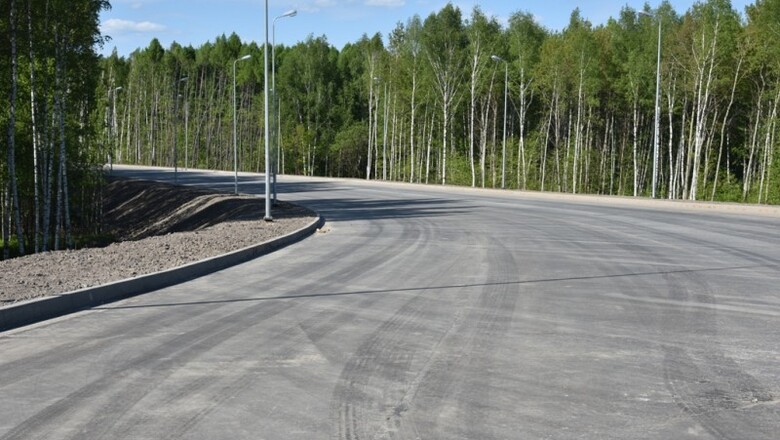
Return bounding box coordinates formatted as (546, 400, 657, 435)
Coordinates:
(632, 93, 639, 197)
(468, 48, 480, 187)
(7, 0, 25, 256)
(366, 57, 375, 179)
(28, 0, 41, 253)
(573, 58, 584, 194)
(689, 20, 718, 201)
(409, 60, 417, 183)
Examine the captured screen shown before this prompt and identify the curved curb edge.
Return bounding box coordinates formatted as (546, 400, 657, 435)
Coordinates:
(0, 215, 325, 333)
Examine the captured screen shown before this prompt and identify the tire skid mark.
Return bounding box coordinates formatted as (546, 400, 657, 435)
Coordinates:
(0, 299, 295, 440)
(0, 220, 376, 388)
(329, 222, 471, 440)
(450, 237, 521, 439)
(77, 217, 422, 440)
(0, 219, 408, 439)
(647, 212, 780, 246)
(104, 374, 218, 439)
(147, 217, 431, 439)
(659, 271, 777, 440)
(331, 213, 555, 440)
(400, 213, 572, 439)
(160, 369, 259, 440)
(603, 214, 780, 270)
(92, 216, 427, 440)
(553, 210, 777, 439)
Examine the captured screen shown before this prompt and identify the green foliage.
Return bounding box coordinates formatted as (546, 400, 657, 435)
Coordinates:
(330, 122, 368, 177)
(99, 1, 780, 205)
(1, 0, 109, 259)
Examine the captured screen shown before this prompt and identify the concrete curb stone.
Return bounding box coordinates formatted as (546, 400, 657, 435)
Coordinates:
(0, 216, 324, 332)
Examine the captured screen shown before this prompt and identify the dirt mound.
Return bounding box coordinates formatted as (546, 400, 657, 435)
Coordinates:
(103, 177, 309, 240)
(0, 178, 316, 305)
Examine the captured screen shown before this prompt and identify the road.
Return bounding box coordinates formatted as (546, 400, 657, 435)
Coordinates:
(1, 166, 779, 440)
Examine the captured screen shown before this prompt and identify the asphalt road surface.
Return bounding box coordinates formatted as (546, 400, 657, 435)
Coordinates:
(2, 166, 779, 440)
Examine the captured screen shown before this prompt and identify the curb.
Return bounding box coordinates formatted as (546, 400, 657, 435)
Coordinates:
(0, 216, 325, 332)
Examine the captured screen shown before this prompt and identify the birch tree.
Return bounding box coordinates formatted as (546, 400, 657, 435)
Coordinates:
(422, 4, 466, 185)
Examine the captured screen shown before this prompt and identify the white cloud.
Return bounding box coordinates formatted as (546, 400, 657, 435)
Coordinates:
(102, 19, 166, 34)
(365, 0, 405, 6)
(296, 0, 339, 13)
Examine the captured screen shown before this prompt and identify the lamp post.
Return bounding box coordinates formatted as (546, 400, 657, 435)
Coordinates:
(174, 76, 188, 184)
(272, 9, 297, 204)
(491, 55, 508, 189)
(184, 97, 188, 169)
(640, 10, 661, 198)
(263, 1, 272, 220)
(233, 54, 252, 195)
(110, 86, 122, 173)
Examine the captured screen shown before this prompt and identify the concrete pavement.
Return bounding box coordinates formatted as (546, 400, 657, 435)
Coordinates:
(1, 166, 778, 439)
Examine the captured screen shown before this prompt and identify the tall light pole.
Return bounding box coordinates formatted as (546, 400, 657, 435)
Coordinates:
(492, 55, 508, 189)
(272, 9, 297, 204)
(640, 10, 662, 198)
(173, 76, 188, 184)
(233, 54, 252, 195)
(184, 93, 189, 169)
(110, 86, 122, 173)
(263, 1, 272, 221)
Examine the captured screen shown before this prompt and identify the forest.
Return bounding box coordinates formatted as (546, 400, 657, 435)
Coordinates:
(1, 0, 109, 259)
(2, 0, 779, 259)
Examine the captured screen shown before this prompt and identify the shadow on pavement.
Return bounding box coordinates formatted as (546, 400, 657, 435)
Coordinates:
(111, 168, 472, 222)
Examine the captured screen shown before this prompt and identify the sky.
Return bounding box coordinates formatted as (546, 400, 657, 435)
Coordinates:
(99, 0, 755, 57)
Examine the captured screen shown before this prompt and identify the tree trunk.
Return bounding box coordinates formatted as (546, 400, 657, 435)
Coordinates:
(517, 66, 530, 190)
(56, 32, 73, 249)
(666, 78, 677, 199)
(442, 96, 449, 185)
(28, 0, 41, 253)
(382, 84, 389, 180)
(7, 0, 25, 256)
(573, 59, 584, 195)
(409, 62, 417, 183)
(632, 93, 639, 197)
(481, 70, 496, 188)
(540, 90, 554, 192)
(468, 51, 480, 187)
(425, 110, 433, 184)
(689, 20, 718, 201)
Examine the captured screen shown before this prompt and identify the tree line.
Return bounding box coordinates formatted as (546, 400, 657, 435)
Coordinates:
(1, 0, 109, 259)
(103, 0, 779, 205)
(3, 1, 779, 259)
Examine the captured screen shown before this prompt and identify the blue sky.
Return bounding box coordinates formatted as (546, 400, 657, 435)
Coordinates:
(100, 0, 754, 57)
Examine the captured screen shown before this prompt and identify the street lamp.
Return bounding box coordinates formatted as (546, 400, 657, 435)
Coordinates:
(174, 76, 188, 184)
(263, 1, 272, 220)
(109, 86, 122, 173)
(640, 10, 662, 199)
(272, 9, 297, 204)
(491, 55, 508, 189)
(184, 93, 189, 170)
(233, 54, 252, 194)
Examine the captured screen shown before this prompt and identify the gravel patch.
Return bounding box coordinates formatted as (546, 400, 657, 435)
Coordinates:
(0, 178, 316, 305)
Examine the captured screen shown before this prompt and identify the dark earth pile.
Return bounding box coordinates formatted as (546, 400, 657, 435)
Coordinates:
(0, 178, 315, 305)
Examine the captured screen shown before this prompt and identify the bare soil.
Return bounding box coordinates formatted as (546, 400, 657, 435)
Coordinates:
(0, 177, 316, 305)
